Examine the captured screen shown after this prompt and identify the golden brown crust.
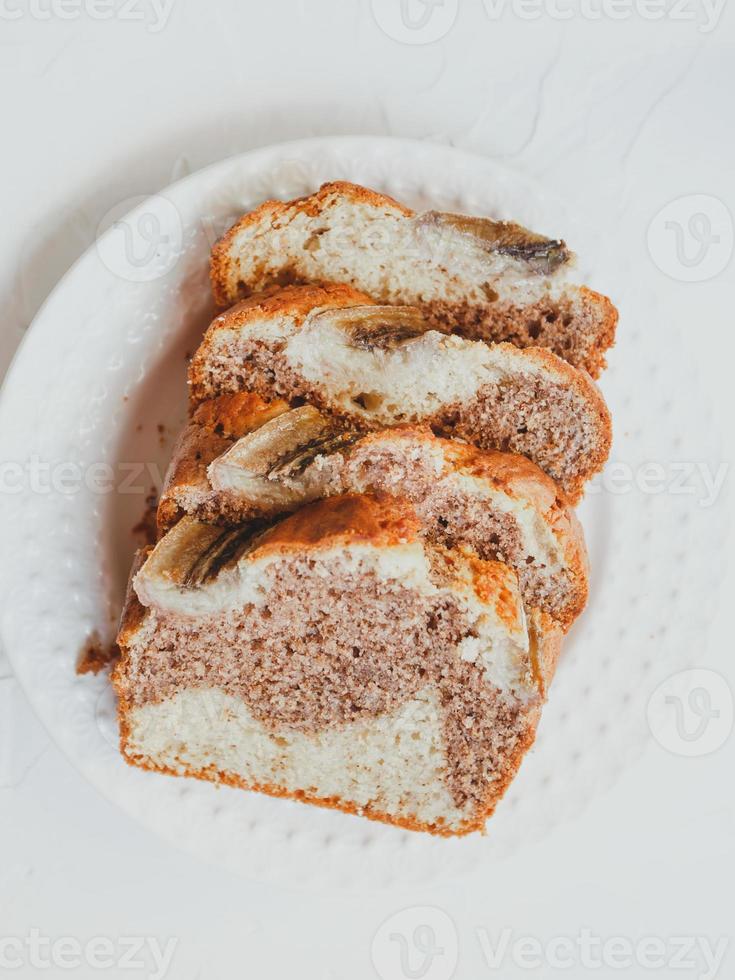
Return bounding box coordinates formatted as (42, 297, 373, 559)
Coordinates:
(116, 737, 531, 836)
(249, 492, 421, 559)
(157, 394, 290, 535)
(303, 180, 413, 216)
(212, 280, 372, 327)
(115, 549, 151, 649)
(157, 427, 232, 534)
(528, 608, 564, 697)
(190, 391, 289, 437)
(210, 182, 412, 307)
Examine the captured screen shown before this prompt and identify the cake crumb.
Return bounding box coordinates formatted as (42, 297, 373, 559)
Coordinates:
(76, 631, 119, 675)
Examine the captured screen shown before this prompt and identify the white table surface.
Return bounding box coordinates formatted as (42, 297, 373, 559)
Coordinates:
(1, 3, 734, 978)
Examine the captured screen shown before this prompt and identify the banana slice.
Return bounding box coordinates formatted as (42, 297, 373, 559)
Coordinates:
(324, 306, 432, 351)
(420, 212, 569, 275)
(209, 405, 359, 490)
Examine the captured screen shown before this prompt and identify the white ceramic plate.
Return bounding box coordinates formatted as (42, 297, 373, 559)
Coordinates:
(0, 137, 723, 890)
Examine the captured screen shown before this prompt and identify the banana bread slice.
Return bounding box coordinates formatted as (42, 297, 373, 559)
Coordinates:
(159, 405, 588, 630)
(189, 284, 611, 501)
(114, 494, 562, 836)
(210, 181, 617, 377)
